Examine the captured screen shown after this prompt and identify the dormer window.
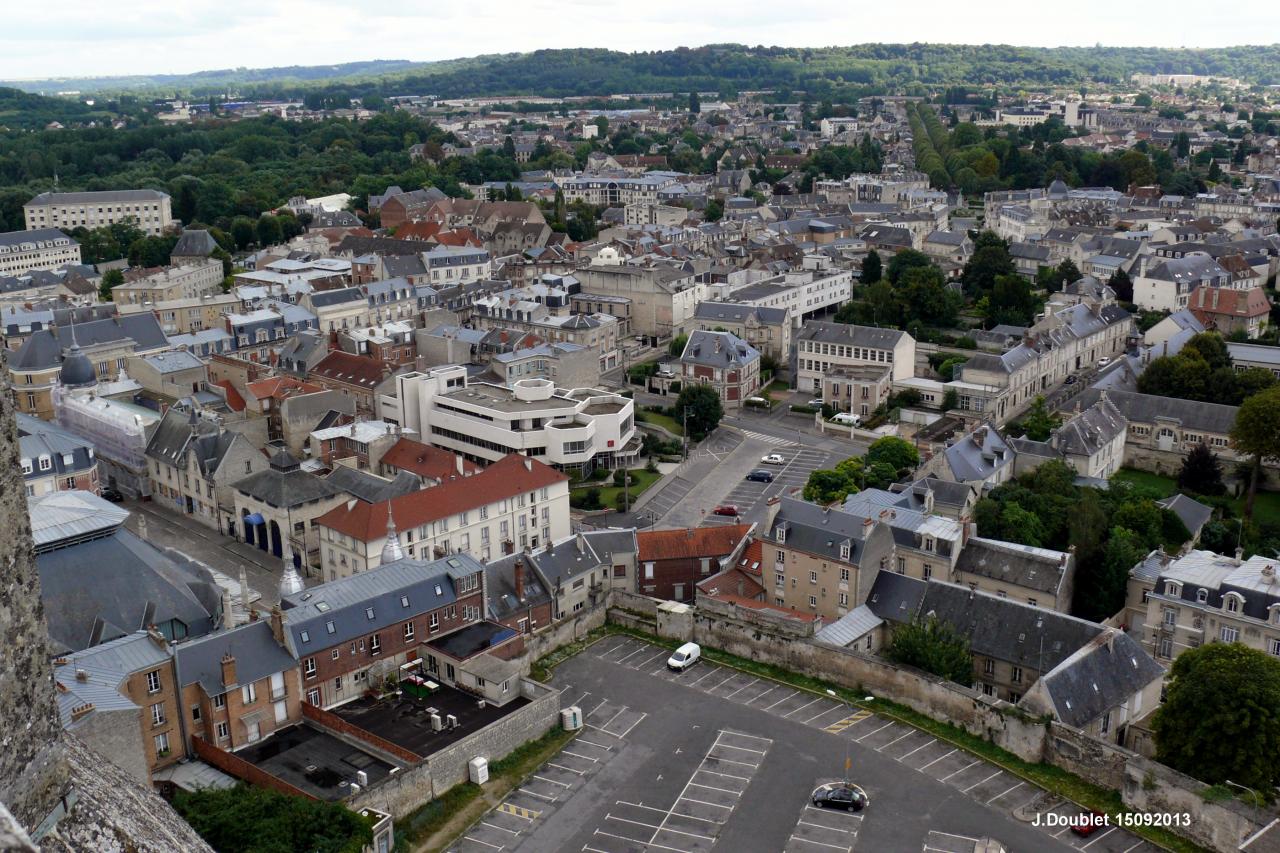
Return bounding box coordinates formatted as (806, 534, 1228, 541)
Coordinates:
(1225, 594, 1241, 613)
(1165, 581, 1182, 597)
(1196, 589, 1208, 603)
(839, 542, 850, 561)
(775, 526, 786, 544)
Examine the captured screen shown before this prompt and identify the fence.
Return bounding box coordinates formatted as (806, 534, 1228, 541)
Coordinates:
(301, 702, 422, 766)
(191, 735, 316, 800)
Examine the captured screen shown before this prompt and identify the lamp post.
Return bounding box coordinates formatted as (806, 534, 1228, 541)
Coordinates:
(1225, 780, 1263, 826)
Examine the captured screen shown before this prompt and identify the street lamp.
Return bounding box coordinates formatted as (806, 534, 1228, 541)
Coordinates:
(1225, 780, 1263, 826)
(827, 689, 851, 784)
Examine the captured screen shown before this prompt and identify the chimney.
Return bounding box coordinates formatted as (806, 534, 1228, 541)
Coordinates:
(514, 560, 526, 601)
(220, 653, 237, 688)
(270, 605, 285, 645)
(1235, 546, 1245, 565)
(70, 703, 95, 722)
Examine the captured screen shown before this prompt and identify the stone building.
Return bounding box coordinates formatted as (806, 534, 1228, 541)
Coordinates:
(0, 228, 81, 277)
(24, 189, 173, 236)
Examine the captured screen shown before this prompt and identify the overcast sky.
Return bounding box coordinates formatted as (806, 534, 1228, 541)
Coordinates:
(3, 0, 1278, 80)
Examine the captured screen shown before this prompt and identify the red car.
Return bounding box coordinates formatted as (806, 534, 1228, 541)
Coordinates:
(713, 505, 739, 516)
(1070, 811, 1109, 837)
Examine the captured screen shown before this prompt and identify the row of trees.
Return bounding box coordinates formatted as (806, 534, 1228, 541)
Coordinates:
(1136, 331, 1277, 407)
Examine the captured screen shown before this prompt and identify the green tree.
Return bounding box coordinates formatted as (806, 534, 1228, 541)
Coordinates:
(961, 232, 1015, 296)
(1231, 386, 1280, 520)
(884, 249, 933, 285)
(667, 334, 689, 357)
(127, 234, 178, 268)
(802, 468, 855, 505)
(688, 91, 701, 114)
(675, 384, 724, 441)
(1181, 332, 1231, 371)
(1076, 526, 1146, 621)
(172, 784, 373, 853)
(987, 274, 1041, 327)
(886, 616, 973, 684)
(98, 268, 124, 302)
(1017, 396, 1062, 441)
(865, 436, 919, 476)
(502, 135, 516, 159)
(1107, 268, 1134, 303)
(1178, 442, 1226, 496)
(230, 216, 256, 250)
(860, 249, 882, 284)
(1152, 643, 1280, 793)
(998, 503, 1047, 547)
(941, 388, 958, 411)
(704, 199, 724, 222)
(256, 214, 283, 247)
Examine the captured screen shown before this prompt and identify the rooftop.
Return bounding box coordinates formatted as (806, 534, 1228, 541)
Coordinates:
(425, 621, 518, 660)
(236, 724, 395, 801)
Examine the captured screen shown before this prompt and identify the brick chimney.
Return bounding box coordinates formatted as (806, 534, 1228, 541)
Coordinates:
(220, 653, 237, 688)
(270, 605, 285, 645)
(514, 560, 526, 601)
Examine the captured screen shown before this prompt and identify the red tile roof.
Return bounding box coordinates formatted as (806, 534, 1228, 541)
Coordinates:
(395, 221, 442, 241)
(735, 539, 764, 577)
(638, 524, 752, 562)
(379, 437, 482, 481)
(310, 351, 388, 388)
(315, 453, 568, 542)
(696, 566, 764, 600)
(212, 379, 246, 412)
(1188, 286, 1272, 321)
(246, 376, 322, 401)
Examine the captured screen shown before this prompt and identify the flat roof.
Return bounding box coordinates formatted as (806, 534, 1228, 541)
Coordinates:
(441, 384, 578, 414)
(236, 723, 395, 801)
(331, 683, 529, 758)
(426, 621, 517, 660)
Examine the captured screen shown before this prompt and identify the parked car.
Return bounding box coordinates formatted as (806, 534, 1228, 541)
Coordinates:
(667, 642, 701, 672)
(830, 412, 861, 426)
(807, 398, 824, 408)
(1069, 810, 1109, 837)
(1096, 357, 1111, 369)
(713, 505, 739, 516)
(1064, 374, 1078, 385)
(100, 488, 124, 503)
(745, 469, 775, 483)
(761, 453, 786, 465)
(811, 783, 869, 812)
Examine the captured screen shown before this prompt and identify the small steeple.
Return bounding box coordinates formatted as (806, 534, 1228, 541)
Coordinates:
(278, 541, 304, 598)
(381, 506, 405, 564)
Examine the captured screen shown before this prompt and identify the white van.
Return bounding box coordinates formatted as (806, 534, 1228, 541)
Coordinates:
(831, 412, 861, 426)
(667, 642, 701, 672)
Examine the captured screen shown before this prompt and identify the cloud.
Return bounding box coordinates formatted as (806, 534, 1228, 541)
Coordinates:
(1, 0, 1277, 79)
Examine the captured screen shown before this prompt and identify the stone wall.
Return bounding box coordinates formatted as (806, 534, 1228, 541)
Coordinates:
(422, 681, 560, 795)
(350, 763, 434, 821)
(524, 606, 607, 665)
(68, 709, 149, 786)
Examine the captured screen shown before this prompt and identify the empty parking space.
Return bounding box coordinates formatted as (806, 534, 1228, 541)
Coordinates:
(590, 729, 772, 853)
(1017, 794, 1160, 852)
(785, 797, 862, 853)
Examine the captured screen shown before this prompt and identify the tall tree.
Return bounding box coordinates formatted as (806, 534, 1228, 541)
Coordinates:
(860, 249, 882, 284)
(1153, 643, 1280, 793)
(884, 249, 933, 284)
(1107, 268, 1133, 303)
(1017, 396, 1062, 441)
(1178, 442, 1226, 496)
(688, 91, 701, 114)
(886, 616, 973, 684)
(675, 384, 724, 441)
(98, 268, 124, 302)
(1230, 386, 1280, 520)
(256, 214, 283, 247)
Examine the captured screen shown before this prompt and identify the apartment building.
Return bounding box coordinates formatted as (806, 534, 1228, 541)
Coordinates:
(308, 351, 388, 415)
(636, 525, 752, 602)
(683, 302, 790, 362)
(470, 290, 620, 371)
(951, 537, 1075, 613)
(678, 330, 761, 410)
(759, 497, 896, 620)
(25, 189, 173, 236)
(0, 228, 81, 276)
(17, 412, 99, 498)
(385, 365, 637, 472)
(145, 407, 269, 533)
(111, 260, 223, 307)
(118, 292, 240, 335)
(575, 264, 706, 339)
(1143, 550, 1280, 665)
(949, 303, 1131, 424)
(794, 321, 916, 391)
(723, 261, 854, 329)
(1131, 253, 1231, 312)
(822, 366, 893, 419)
(281, 553, 486, 708)
(560, 173, 680, 206)
(314, 453, 571, 578)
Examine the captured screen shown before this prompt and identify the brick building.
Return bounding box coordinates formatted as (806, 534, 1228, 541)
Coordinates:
(636, 525, 753, 602)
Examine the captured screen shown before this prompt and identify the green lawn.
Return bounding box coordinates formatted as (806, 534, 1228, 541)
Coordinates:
(1112, 468, 1280, 527)
(765, 379, 791, 398)
(636, 409, 683, 435)
(571, 468, 662, 508)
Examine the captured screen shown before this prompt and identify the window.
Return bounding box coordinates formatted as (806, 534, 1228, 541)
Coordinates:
(146, 670, 162, 694)
(808, 595, 817, 608)
(213, 693, 226, 709)
(38, 455, 50, 471)
(151, 703, 166, 726)
(839, 543, 850, 560)
(1196, 588, 1208, 603)
(839, 567, 850, 582)
(809, 570, 818, 584)
(155, 732, 170, 755)
(242, 683, 256, 704)
(304, 657, 316, 678)
(331, 649, 339, 660)
(1220, 626, 1240, 643)
(1226, 596, 1240, 613)
(307, 689, 320, 705)
(1158, 636, 1173, 658)
(839, 593, 848, 606)
(404, 621, 415, 641)
(216, 722, 229, 741)
(192, 706, 201, 722)
(923, 564, 932, 581)
(1012, 666, 1023, 684)
(1162, 608, 1177, 627)
(370, 634, 382, 655)
(896, 557, 905, 574)
(429, 612, 440, 632)
(1099, 711, 1111, 735)
(334, 676, 343, 692)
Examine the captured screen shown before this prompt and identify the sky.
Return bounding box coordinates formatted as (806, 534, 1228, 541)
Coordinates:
(3, 0, 1279, 80)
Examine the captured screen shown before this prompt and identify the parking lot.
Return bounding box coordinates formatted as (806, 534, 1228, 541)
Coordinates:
(700, 445, 835, 528)
(451, 636, 1165, 852)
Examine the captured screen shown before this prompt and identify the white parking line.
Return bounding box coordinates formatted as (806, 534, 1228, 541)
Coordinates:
(634, 651, 667, 669)
(696, 767, 749, 782)
(855, 721, 895, 742)
(604, 814, 714, 841)
(1081, 827, 1117, 849)
(707, 755, 758, 768)
(518, 787, 556, 801)
(688, 781, 740, 795)
(878, 730, 914, 751)
(681, 796, 734, 810)
(940, 759, 981, 782)
(899, 738, 936, 760)
(764, 690, 797, 710)
(1120, 840, 1146, 853)
(599, 707, 626, 730)
(805, 705, 846, 725)
(691, 667, 722, 686)
(962, 770, 1002, 793)
(724, 678, 759, 700)
(617, 712, 648, 739)
(919, 747, 957, 770)
(594, 829, 686, 853)
(616, 801, 718, 823)
(708, 673, 737, 691)
(462, 836, 503, 850)
(784, 697, 822, 718)
(576, 737, 613, 750)
(986, 781, 1025, 804)
(532, 774, 572, 788)
(546, 762, 585, 775)
(562, 750, 597, 762)
(616, 646, 646, 664)
(789, 837, 847, 850)
(748, 684, 777, 703)
(481, 821, 520, 835)
(715, 742, 767, 755)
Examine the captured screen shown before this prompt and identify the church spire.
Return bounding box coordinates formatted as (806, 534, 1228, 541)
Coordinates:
(380, 506, 404, 564)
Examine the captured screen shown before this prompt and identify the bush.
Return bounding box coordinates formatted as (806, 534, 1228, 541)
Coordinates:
(645, 458, 659, 473)
(613, 468, 629, 487)
(955, 336, 977, 349)
(173, 784, 373, 853)
(581, 487, 602, 510)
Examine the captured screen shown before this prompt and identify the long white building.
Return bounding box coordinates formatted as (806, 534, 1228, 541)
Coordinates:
(0, 229, 81, 277)
(382, 365, 639, 473)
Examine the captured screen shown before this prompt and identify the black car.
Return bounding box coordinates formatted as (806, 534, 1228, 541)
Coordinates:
(100, 488, 125, 503)
(745, 469, 774, 483)
(1064, 374, 1078, 385)
(811, 783, 868, 812)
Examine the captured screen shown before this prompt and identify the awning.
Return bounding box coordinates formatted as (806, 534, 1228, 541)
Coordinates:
(244, 513, 265, 525)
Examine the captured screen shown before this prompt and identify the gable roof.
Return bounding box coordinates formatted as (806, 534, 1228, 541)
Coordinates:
(638, 524, 752, 562)
(955, 537, 1071, 596)
(175, 620, 296, 696)
(1035, 630, 1165, 727)
(310, 351, 386, 388)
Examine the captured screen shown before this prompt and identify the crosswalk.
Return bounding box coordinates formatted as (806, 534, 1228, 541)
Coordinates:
(739, 429, 798, 447)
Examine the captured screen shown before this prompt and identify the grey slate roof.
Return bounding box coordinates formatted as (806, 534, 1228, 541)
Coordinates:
(528, 534, 605, 589)
(233, 449, 340, 508)
(796, 320, 906, 349)
(308, 286, 364, 307)
(485, 554, 553, 622)
(1156, 494, 1214, 537)
(1037, 630, 1164, 728)
(865, 571, 928, 623)
(38, 528, 220, 654)
(171, 229, 220, 257)
(176, 620, 296, 696)
(768, 496, 879, 564)
(324, 467, 420, 504)
(280, 553, 482, 655)
(943, 424, 1013, 483)
(692, 301, 788, 325)
(814, 605, 883, 648)
(1051, 397, 1126, 458)
(679, 330, 760, 369)
(27, 189, 168, 204)
(1074, 388, 1238, 435)
(17, 413, 94, 480)
(954, 537, 1070, 596)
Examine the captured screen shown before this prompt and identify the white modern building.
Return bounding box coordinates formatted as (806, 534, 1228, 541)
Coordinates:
(382, 365, 639, 473)
(0, 228, 81, 276)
